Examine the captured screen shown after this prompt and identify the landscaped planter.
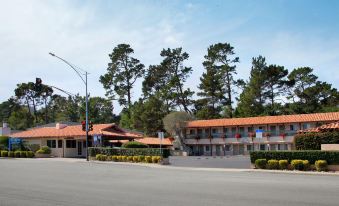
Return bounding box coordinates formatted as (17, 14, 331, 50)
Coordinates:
(35, 153, 51, 158)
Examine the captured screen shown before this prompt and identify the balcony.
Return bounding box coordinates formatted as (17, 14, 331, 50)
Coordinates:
(186, 130, 297, 139)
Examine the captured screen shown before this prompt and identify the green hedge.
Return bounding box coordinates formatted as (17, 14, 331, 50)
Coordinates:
(294, 131, 339, 150)
(121, 141, 148, 148)
(89, 147, 170, 158)
(250, 151, 339, 165)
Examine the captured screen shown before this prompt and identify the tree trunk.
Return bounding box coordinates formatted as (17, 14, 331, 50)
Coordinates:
(225, 71, 233, 118)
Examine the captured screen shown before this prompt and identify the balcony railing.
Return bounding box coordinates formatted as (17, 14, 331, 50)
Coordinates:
(186, 130, 297, 139)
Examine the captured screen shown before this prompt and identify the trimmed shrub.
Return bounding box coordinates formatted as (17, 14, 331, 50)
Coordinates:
(132, 156, 140, 162)
(294, 131, 339, 150)
(8, 151, 14, 158)
(121, 156, 127, 162)
(250, 151, 339, 165)
(122, 141, 148, 148)
(255, 159, 267, 169)
(1, 151, 8, 157)
(291, 160, 304, 170)
(112, 155, 118, 162)
(36, 146, 51, 154)
(267, 160, 279, 170)
(96, 154, 103, 161)
(145, 156, 152, 163)
(88, 147, 170, 158)
(14, 151, 21, 158)
(127, 156, 134, 162)
(26, 151, 34, 158)
(303, 160, 310, 171)
(117, 156, 122, 162)
(20, 151, 26, 158)
(139, 155, 145, 162)
(106, 156, 113, 161)
(279, 160, 289, 170)
(315, 160, 328, 172)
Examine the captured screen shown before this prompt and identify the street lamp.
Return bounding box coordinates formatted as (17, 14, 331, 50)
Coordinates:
(49, 52, 90, 161)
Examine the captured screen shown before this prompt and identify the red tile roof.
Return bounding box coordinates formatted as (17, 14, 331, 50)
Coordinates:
(10, 123, 142, 139)
(186, 112, 339, 128)
(136, 137, 173, 146)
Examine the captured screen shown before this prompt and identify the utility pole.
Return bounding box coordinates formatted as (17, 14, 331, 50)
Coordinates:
(49, 52, 90, 161)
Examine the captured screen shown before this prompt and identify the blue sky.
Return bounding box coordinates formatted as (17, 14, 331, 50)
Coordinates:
(0, 0, 338, 113)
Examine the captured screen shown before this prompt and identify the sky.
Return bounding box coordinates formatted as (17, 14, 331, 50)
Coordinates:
(1, 0, 339, 113)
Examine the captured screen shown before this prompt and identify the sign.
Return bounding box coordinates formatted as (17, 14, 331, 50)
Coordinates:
(93, 135, 102, 146)
(256, 129, 263, 139)
(9, 138, 22, 144)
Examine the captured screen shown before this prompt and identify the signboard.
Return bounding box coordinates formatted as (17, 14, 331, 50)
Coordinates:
(158, 132, 164, 139)
(93, 135, 102, 146)
(256, 129, 263, 138)
(8, 138, 22, 151)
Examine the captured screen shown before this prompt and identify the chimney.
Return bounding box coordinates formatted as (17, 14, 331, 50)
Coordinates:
(56, 123, 67, 129)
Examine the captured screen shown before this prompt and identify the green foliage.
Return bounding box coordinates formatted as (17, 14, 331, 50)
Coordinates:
(14, 151, 21, 158)
(0, 136, 8, 148)
(279, 160, 289, 170)
(163, 111, 193, 136)
(1, 151, 8, 157)
(89, 147, 170, 158)
(303, 160, 310, 171)
(36, 146, 51, 154)
(250, 151, 339, 165)
(80, 97, 115, 124)
(8, 108, 35, 130)
(294, 132, 339, 150)
(267, 159, 279, 170)
(8, 151, 14, 157)
(26, 151, 34, 158)
(291, 160, 304, 170)
(122, 141, 148, 148)
(145, 156, 152, 163)
(315, 160, 328, 172)
(254, 159, 267, 169)
(20, 151, 26, 158)
(100, 44, 145, 111)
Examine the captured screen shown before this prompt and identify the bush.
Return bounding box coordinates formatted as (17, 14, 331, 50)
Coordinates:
(291, 160, 304, 170)
(250, 151, 339, 165)
(121, 156, 127, 162)
(133, 156, 140, 162)
(20, 151, 26, 158)
(139, 155, 145, 162)
(255, 159, 267, 169)
(127, 156, 134, 162)
(303, 160, 310, 171)
(267, 160, 279, 170)
(1, 151, 8, 157)
(106, 156, 113, 161)
(122, 141, 148, 148)
(26, 151, 34, 158)
(145, 156, 152, 163)
(117, 156, 122, 162)
(279, 160, 289, 170)
(315, 160, 328, 172)
(14, 151, 21, 158)
(112, 155, 118, 162)
(36, 146, 51, 154)
(294, 131, 339, 150)
(96, 154, 103, 161)
(8, 151, 14, 157)
(88, 147, 170, 158)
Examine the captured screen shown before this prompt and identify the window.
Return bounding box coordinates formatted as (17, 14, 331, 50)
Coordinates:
(197, 129, 203, 134)
(231, 127, 236, 134)
(247, 127, 253, 132)
(66, 140, 76, 148)
(223, 128, 228, 133)
(260, 144, 265, 151)
(205, 128, 209, 134)
(205, 145, 210, 152)
(83, 141, 86, 148)
(57, 140, 63, 148)
(247, 145, 252, 151)
(47, 140, 56, 148)
(225, 145, 230, 151)
(189, 129, 195, 134)
(279, 125, 285, 131)
(212, 128, 217, 133)
(290, 124, 295, 131)
(303, 123, 310, 130)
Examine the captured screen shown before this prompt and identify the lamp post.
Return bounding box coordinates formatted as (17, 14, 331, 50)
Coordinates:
(49, 52, 90, 161)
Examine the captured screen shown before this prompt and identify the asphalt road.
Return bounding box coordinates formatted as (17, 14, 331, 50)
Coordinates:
(0, 158, 338, 206)
(169, 155, 251, 168)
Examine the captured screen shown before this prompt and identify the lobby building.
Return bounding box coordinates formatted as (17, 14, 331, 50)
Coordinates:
(183, 112, 339, 156)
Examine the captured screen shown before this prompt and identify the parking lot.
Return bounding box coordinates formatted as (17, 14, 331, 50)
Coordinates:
(169, 155, 251, 169)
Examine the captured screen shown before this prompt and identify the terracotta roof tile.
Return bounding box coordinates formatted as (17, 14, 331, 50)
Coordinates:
(299, 121, 339, 133)
(136, 137, 173, 146)
(186, 112, 339, 128)
(10, 123, 142, 139)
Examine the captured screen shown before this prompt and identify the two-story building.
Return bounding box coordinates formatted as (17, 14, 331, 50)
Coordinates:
(184, 112, 339, 156)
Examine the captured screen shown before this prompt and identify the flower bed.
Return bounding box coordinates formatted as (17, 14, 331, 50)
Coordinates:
(95, 154, 163, 164)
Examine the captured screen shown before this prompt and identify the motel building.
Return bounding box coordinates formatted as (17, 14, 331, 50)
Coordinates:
(10, 123, 142, 158)
(184, 112, 339, 156)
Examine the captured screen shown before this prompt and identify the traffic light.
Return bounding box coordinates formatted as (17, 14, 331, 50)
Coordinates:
(35, 78, 42, 92)
(81, 121, 86, 131)
(89, 121, 93, 131)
